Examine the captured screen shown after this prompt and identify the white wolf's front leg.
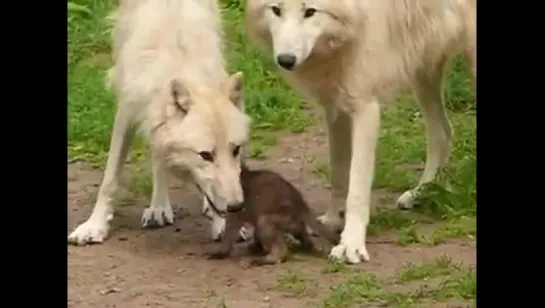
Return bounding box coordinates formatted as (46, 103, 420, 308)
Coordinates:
(329, 99, 381, 264)
(317, 105, 352, 231)
(202, 197, 253, 241)
(141, 154, 174, 227)
(68, 108, 135, 245)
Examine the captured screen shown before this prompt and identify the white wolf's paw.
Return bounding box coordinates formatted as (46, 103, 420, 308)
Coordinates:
(396, 190, 418, 210)
(68, 219, 110, 246)
(329, 242, 370, 264)
(141, 205, 174, 228)
(328, 223, 370, 264)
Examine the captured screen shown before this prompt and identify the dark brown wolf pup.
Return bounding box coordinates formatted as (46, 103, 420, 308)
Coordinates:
(207, 164, 340, 266)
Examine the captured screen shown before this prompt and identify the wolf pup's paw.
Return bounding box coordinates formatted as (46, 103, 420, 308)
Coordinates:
(309, 246, 329, 259)
(206, 248, 231, 260)
(249, 255, 284, 267)
(237, 225, 255, 242)
(248, 257, 271, 267)
(247, 241, 265, 255)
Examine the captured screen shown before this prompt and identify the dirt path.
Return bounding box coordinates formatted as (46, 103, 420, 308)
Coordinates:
(67, 127, 475, 308)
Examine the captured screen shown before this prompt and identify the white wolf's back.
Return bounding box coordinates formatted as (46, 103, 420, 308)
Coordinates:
(109, 0, 226, 104)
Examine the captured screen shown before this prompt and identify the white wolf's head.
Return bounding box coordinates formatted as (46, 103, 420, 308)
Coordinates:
(246, 0, 359, 71)
(152, 72, 251, 216)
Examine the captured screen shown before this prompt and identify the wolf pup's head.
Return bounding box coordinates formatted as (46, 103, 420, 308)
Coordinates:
(156, 72, 251, 216)
(246, 0, 359, 71)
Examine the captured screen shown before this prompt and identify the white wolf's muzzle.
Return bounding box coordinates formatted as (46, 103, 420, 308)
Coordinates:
(196, 184, 244, 216)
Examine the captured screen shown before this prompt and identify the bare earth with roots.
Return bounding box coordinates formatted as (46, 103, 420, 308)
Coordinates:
(68, 125, 475, 308)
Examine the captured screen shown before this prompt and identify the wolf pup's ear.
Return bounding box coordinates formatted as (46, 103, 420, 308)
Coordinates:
(171, 79, 191, 114)
(225, 71, 245, 110)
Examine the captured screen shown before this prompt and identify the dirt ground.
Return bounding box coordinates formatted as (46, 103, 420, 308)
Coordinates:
(67, 126, 476, 308)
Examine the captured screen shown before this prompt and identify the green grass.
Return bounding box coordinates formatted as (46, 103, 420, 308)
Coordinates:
(319, 257, 476, 308)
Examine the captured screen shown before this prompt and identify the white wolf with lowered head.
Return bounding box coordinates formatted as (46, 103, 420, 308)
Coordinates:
(68, 0, 252, 245)
(245, 0, 476, 263)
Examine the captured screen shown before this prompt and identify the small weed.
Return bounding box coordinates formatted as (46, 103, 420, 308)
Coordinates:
(396, 256, 460, 282)
(323, 274, 382, 308)
(322, 261, 349, 274)
(379, 287, 432, 308)
(432, 268, 476, 301)
(368, 210, 418, 235)
(396, 225, 434, 246)
(275, 271, 315, 297)
(432, 216, 476, 241)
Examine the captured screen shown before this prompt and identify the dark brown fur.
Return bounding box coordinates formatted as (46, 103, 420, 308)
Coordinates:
(207, 164, 340, 266)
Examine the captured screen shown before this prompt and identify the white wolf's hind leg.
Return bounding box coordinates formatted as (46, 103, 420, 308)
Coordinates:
(202, 197, 253, 241)
(315, 105, 351, 233)
(330, 99, 380, 264)
(68, 107, 135, 245)
(141, 154, 174, 227)
(397, 63, 452, 210)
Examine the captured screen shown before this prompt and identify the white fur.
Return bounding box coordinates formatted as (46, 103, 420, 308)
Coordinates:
(202, 197, 254, 241)
(245, 0, 476, 263)
(68, 0, 252, 245)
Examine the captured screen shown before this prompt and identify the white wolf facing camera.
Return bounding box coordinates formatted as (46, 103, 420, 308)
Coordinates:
(245, 0, 476, 263)
(68, 0, 253, 245)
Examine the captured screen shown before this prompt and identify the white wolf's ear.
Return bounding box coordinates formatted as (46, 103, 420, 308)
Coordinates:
(224, 71, 245, 110)
(171, 79, 191, 114)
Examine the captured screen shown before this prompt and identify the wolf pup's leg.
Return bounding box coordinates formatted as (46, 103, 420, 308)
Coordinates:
(292, 230, 319, 254)
(141, 153, 174, 227)
(397, 59, 452, 210)
(247, 239, 265, 255)
(250, 217, 287, 266)
(330, 99, 380, 264)
(203, 197, 254, 242)
(316, 104, 351, 232)
(68, 106, 135, 245)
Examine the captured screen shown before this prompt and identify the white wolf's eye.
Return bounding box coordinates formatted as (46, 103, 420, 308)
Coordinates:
(271, 5, 281, 17)
(303, 8, 317, 18)
(232, 145, 241, 157)
(199, 151, 214, 162)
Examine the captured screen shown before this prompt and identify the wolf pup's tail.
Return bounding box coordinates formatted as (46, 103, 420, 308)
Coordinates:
(303, 212, 340, 245)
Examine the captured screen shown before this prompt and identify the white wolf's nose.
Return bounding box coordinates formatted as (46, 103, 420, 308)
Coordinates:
(227, 202, 244, 213)
(276, 53, 297, 70)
